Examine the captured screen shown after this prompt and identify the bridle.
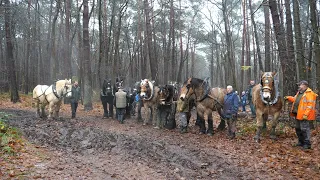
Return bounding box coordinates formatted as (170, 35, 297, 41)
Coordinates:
(260, 73, 280, 105)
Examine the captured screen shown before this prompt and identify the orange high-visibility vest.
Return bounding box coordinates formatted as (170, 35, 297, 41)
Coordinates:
(287, 88, 318, 120)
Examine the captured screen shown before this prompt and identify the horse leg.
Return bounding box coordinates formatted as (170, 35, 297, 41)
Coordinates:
(155, 106, 162, 129)
(41, 105, 46, 118)
(101, 98, 108, 118)
(109, 99, 114, 118)
(48, 103, 54, 119)
(143, 105, 149, 126)
(217, 108, 226, 131)
(136, 100, 143, 122)
(35, 100, 41, 117)
(270, 111, 281, 140)
(54, 101, 62, 119)
(262, 113, 268, 130)
(254, 110, 264, 143)
(207, 114, 214, 136)
(152, 106, 157, 127)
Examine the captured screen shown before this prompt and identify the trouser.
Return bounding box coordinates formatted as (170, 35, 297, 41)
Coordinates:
(242, 102, 246, 112)
(249, 100, 256, 117)
(179, 112, 188, 128)
(116, 108, 125, 122)
(71, 102, 78, 118)
(136, 100, 142, 121)
(131, 102, 136, 115)
(295, 119, 311, 147)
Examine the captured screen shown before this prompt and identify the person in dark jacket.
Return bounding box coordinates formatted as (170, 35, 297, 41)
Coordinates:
(246, 80, 256, 118)
(70, 81, 81, 119)
(222, 85, 239, 139)
(240, 91, 247, 112)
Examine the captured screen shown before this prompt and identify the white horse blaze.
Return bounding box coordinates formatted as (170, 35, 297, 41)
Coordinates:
(263, 92, 271, 99)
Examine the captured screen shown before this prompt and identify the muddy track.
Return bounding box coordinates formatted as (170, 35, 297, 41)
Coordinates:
(1, 108, 278, 179)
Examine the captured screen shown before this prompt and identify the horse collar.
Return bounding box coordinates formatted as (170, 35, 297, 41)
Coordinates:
(52, 83, 61, 99)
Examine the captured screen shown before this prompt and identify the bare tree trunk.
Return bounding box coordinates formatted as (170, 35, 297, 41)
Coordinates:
(249, 0, 263, 72)
(144, 0, 157, 81)
(293, 0, 304, 81)
(241, 0, 246, 90)
(284, 0, 295, 78)
(269, 0, 296, 95)
(51, 0, 61, 81)
(83, 0, 93, 110)
(309, 0, 320, 91)
(64, 0, 72, 78)
(264, 1, 271, 72)
(4, 0, 20, 103)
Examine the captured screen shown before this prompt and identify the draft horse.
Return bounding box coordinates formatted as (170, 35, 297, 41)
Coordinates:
(252, 71, 283, 142)
(140, 79, 160, 127)
(157, 84, 176, 129)
(33, 79, 72, 119)
(100, 79, 117, 118)
(180, 78, 226, 135)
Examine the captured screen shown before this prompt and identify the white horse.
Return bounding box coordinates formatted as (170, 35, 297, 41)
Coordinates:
(33, 79, 73, 119)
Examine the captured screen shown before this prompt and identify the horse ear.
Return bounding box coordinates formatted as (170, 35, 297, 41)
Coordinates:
(272, 71, 277, 76)
(260, 70, 264, 76)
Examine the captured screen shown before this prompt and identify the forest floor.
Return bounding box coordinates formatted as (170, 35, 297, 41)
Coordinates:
(0, 93, 320, 179)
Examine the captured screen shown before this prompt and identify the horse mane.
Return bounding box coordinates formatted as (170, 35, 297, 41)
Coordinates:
(183, 77, 204, 88)
(165, 85, 174, 102)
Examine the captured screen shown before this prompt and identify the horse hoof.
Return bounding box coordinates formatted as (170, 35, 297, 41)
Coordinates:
(143, 123, 147, 126)
(253, 136, 260, 143)
(270, 135, 277, 140)
(154, 126, 160, 129)
(207, 133, 213, 136)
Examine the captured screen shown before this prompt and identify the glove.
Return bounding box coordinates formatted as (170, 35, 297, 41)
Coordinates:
(303, 115, 308, 120)
(284, 96, 288, 100)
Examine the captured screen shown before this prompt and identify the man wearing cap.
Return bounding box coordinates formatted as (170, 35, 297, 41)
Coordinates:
(70, 81, 81, 119)
(284, 80, 318, 149)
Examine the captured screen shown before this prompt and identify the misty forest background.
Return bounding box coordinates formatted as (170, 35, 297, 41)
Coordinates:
(0, 0, 319, 110)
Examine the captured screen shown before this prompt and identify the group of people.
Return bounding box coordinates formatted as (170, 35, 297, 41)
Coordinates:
(177, 79, 318, 149)
(66, 78, 318, 150)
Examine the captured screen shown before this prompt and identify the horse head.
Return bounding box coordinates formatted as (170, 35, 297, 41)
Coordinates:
(56, 79, 72, 98)
(180, 78, 204, 101)
(115, 79, 124, 91)
(140, 79, 154, 100)
(260, 71, 277, 102)
(102, 79, 114, 96)
(158, 85, 173, 105)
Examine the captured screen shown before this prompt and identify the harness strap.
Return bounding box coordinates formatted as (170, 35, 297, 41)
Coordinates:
(52, 83, 60, 99)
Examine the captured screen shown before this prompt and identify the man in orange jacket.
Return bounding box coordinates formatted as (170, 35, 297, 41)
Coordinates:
(284, 80, 318, 149)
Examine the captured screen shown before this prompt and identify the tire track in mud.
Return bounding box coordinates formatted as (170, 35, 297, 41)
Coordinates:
(2, 109, 253, 179)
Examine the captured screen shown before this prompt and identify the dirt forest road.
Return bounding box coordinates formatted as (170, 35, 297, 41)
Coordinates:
(0, 102, 320, 179)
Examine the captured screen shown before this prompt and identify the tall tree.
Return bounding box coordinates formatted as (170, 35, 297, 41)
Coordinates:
(264, 1, 271, 71)
(83, 0, 93, 110)
(309, 0, 320, 91)
(293, 0, 304, 81)
(4, 0, 20, 102)
(284, 0, 295, 77)
(269, 0, 296, 95)
(64, 0, 72, 78)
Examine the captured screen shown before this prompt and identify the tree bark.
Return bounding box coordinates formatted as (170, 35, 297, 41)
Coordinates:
(284, 0, 295, 77)
(269, 0, 296, 95)
(64, 0, 72, 78)
(264, 1, 271, 71)
(309, 0, 320, 91)
(4, 0, 20, 103)
(83, 0, 93, 110)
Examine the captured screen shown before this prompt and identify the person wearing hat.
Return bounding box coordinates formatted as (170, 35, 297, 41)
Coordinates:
(284, 80, 318, 149)
(114, 87, 127, 123)
(70, 81, 81, 119)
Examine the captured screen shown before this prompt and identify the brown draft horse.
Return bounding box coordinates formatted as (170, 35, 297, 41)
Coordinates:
(140, 79, 160, 126)
(180, 78, 226, 135)
(252, 71, 283, 142)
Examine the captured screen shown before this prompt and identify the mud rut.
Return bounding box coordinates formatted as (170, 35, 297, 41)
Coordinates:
(2, 108, 271, 179)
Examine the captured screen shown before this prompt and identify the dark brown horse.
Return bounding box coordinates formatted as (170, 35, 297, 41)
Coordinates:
(180, 78, 226, 135)
(252, 71, 283, 142)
